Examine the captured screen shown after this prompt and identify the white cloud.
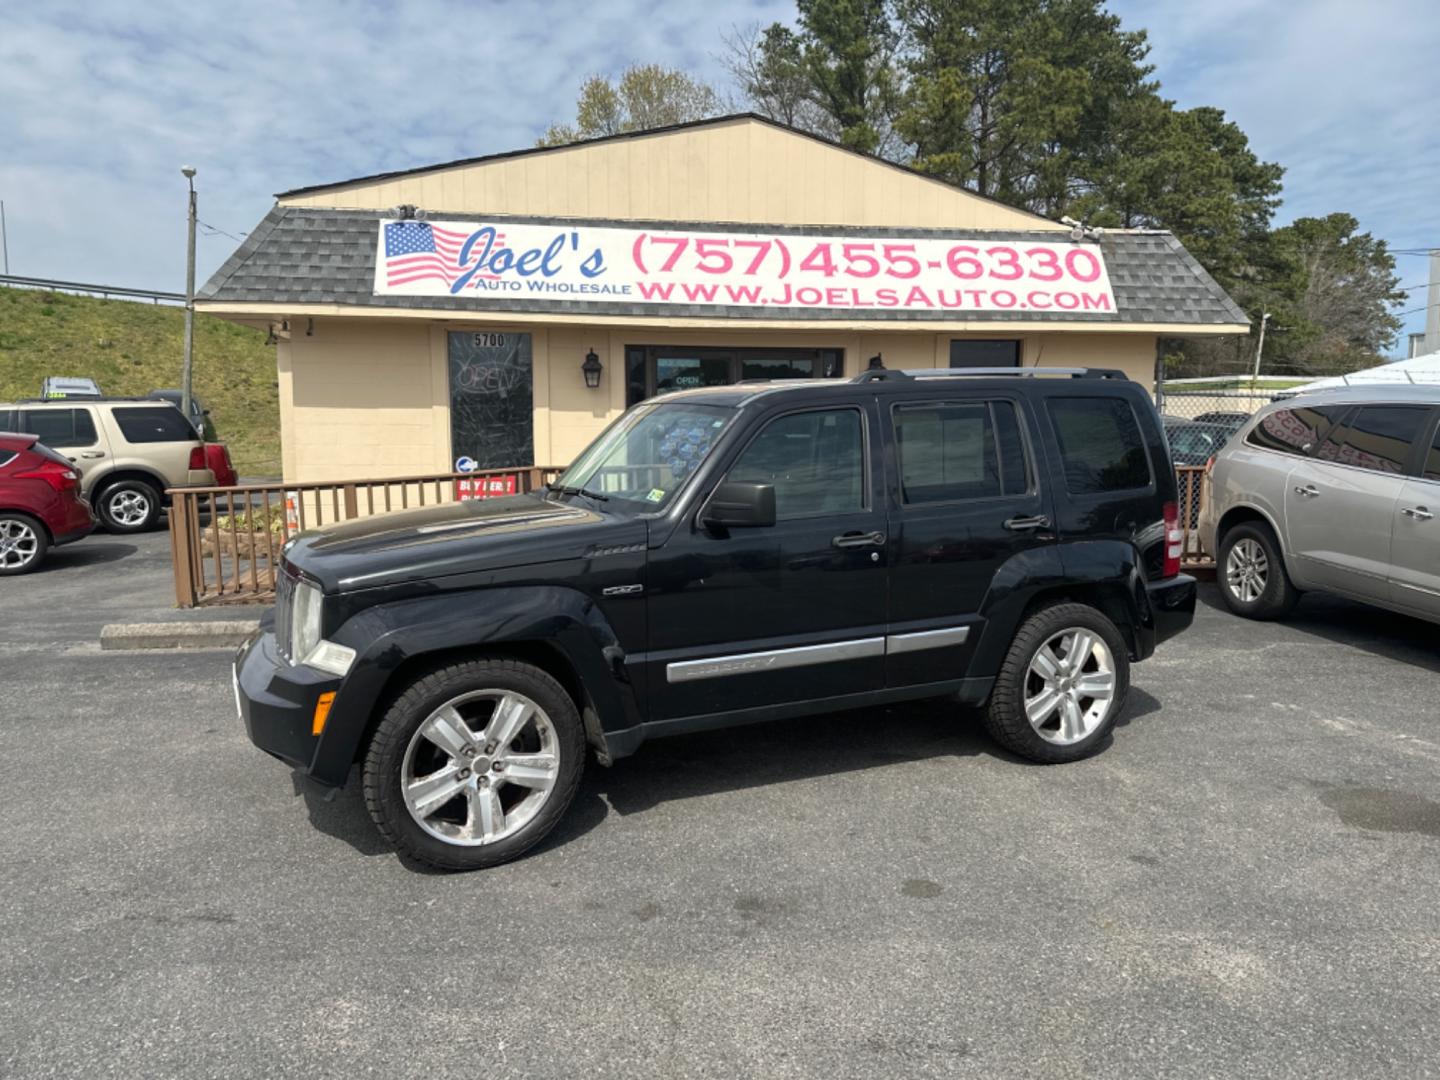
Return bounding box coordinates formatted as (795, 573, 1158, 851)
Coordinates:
(0, 0, 790, 290)
(4, 0, 1436, 349)
(1109, 0, 1440, 345)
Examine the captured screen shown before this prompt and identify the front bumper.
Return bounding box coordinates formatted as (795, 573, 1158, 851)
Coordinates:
(234, 625, 341, 777)
(1144, 573, 1196, 654)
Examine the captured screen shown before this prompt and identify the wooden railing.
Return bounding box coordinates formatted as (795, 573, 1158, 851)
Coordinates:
(167, 466, 563, 607)
(1175, 465, 1213, 568)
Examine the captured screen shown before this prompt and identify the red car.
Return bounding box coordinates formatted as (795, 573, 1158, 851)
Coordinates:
(0, 432, 97, 575)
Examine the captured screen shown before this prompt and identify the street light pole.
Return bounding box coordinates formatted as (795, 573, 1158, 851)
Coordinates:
(1250, 311, 1271, 386)
(181, 166, 197, 420)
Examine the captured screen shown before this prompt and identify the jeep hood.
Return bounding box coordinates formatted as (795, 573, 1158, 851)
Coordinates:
(281, 492, 642, 592)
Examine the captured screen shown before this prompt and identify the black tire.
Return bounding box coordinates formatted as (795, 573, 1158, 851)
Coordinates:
(1217, 522, 1298, 620)
(96, 478, 161, 533)
(0, 512, 48, 575)
(982, 602, 1131, 764)
(362, 657, 585, 871)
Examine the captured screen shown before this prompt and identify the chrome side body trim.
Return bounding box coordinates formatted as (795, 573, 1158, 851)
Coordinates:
(666, 637, 885, 684)
(885, 626, 971, 654)
(664, 625, 971, 683)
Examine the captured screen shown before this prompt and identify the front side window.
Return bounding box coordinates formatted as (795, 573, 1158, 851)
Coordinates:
(1245, 405, 1347, 457)
(895, 400, 1029, 504)
(1046, 397, 1151, 494)
(112, 405, 197, 444)
(728, 408, 866, 519)
(1315, 405, 1430, 475)
(557, 402, 736, 511)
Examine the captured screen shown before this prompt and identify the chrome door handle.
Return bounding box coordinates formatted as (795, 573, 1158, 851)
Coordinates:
(79, 451, 105, 459)
(1003, 514, 1051, 531)
(1293, 485, 1319, 498)
(1401, 506, 1434, 521)
(832, 530, 886, 548)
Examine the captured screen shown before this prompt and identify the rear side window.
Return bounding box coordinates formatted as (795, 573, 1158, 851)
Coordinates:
(0, 409, 16, 432)
(0, 449, 15, 468)
(895, 400, 1030, 503)
(20, 408, 98, 448)
(1245, 405, 1346, 456)
(112, 405, 197, 444)
(1315, 405, 1429, 475)
(1046, 397, 1151, 494)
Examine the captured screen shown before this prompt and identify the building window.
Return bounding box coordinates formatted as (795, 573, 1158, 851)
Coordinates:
(949, 340, 1020, 368)
(626, 346, 844, 406)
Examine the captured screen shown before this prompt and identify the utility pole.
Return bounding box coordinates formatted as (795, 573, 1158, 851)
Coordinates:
(1250, 311, 1271, 385)
(1, 200, 9, 274)
(1425, 249, 1440, 356)
(181, 167, 197, 420)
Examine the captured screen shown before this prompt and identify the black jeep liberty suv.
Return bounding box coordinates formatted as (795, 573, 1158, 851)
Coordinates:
(235, 367, 1195, 870)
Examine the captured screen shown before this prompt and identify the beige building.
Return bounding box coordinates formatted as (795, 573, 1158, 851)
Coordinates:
(198, 115, 1248, 482)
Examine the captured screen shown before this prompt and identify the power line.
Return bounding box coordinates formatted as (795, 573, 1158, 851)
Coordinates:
(196, 219, 246, 242)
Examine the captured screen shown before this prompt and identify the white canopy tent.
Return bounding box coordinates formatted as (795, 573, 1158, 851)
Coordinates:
(1292, 350, 1440, 391)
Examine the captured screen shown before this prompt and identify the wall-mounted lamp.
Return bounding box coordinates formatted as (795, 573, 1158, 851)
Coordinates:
(582, 348, 603, 389)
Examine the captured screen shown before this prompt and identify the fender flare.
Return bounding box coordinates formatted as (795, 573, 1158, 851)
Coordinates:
(310, 585, 640, 786)
(967, 541, 1154, 676)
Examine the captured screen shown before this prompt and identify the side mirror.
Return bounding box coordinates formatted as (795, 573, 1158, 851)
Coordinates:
(702, 481, 776, 529)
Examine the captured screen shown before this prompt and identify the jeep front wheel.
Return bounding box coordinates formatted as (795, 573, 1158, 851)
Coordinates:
(362, 658, 585, 871)
(982, 602, 1130, 764)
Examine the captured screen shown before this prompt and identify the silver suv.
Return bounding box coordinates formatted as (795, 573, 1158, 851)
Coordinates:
(1200, 386, 1440, 623)
(0, 399, 214, 532)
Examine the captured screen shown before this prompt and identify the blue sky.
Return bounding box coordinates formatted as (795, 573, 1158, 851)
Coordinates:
(2, 0, 1436, 352)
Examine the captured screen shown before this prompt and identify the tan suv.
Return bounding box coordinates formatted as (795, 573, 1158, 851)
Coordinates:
(0, 399, 214, 532)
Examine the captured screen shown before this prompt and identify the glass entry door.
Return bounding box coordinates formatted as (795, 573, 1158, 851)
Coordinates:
(626, 346, 844, 406)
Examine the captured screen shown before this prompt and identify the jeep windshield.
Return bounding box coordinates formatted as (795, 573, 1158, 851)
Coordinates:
(551, 401, 737, 513)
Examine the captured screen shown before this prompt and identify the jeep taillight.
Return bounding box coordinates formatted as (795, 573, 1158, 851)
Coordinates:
(1162, 500, 1182, 579)
(188, 446, 206, 470)
(16, 460, 79, 494)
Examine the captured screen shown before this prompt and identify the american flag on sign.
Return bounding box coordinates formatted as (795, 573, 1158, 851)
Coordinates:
(382, 222, 505, 289)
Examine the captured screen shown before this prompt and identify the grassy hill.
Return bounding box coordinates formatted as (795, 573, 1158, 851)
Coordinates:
(0, 288, 280, 475)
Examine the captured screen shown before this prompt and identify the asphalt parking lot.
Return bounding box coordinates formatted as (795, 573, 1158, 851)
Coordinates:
(2, 534, 1438, 1078)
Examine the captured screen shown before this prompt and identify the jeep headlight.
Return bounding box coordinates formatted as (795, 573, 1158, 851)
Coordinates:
(290, 579, 355, 677)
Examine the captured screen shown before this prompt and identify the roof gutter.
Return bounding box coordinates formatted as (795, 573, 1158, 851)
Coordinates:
(194, 300, 1248, 337)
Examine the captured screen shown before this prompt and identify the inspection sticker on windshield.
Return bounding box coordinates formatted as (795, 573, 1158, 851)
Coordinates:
(645, 488, 666, 503)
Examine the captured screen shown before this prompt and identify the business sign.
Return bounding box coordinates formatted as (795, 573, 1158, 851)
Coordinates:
(375, 220, 1117, 316)
(456, 473, 519, 501)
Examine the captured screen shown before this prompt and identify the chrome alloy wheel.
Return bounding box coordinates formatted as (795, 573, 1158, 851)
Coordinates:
(1024, 628, 1117, 745)
(401, 690, 560, 846)
(0, 519, 40, 570)
(108, 489, 151, 527)
(1225, 538, 1268, 604)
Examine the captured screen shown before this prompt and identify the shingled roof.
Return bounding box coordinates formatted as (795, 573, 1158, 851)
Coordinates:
(199, 205, 1248, 328)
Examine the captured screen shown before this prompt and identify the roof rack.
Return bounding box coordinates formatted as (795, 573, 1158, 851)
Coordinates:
(852, 367, 1128, 384)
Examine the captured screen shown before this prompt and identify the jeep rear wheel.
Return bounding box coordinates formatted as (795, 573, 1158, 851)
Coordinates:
(982, 602, 1130, 763)
(362, 658, 585, 871)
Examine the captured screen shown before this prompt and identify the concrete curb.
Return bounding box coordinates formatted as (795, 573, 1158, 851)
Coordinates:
(100, 620, 260, 651)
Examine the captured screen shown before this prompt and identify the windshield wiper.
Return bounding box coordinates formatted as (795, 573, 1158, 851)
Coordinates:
(545, 481, 609, 502)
